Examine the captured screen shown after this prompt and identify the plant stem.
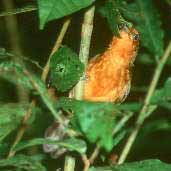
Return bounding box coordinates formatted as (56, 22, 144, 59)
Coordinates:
(72, 5, 95, 170)
(64, 156, 75, 171)
(118, 40, 171, 164)
(74, 6, 95, 100)
(41, 18, 71, 82)
(7, 100, 36, 158)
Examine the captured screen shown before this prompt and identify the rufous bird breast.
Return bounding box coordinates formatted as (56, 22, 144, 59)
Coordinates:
(83, 27, 139, 102)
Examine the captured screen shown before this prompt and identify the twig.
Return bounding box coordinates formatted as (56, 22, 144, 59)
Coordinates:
(74, 6, 95, 100)
(118, 40, 171, 164)
(112, 112, 133, 135)
(0, 5, 37, 17)
(41, 18, 71, 82)
(89, 144, 100, 164)
(82, 154, 90, 171)
(64, 156, 75, 171)
(7, 18, 71, 158)
(7, 100, 36, 158)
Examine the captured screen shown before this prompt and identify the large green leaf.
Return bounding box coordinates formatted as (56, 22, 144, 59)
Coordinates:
(90, 159, 171, 171)
(50, 46, 84, 92)
(120, 0, 164, 59)
(56, 98, 120, 151)
(38, 0, 95, 29)
(56, 98, 142, 151)
(0, 103, 29, 141)
(13, 137, 86, 154)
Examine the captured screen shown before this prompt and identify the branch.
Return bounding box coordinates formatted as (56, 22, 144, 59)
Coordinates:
(0, 5, 37, 17)
(74, 6, 95, 100)
(7, 100, 36, 158)
(118, 40, 171, 164)
(89, 112, 133, 164)
(41, 18, 71, 82)
(71, 5, 95, 170)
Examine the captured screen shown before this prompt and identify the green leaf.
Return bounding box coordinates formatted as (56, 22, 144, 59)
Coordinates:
(140, 119, 171, 138)
(116, 103, 142, 112)
(38, 0, 95, 29)
(89, 159, 171, 171)
(0, 61, 33, 89)
(0, 103, 29, 141)
(0, 61, 61, 122)
(50, 46, 84, 92)
(99, 0, 132, 35)
(13, 137, 86, 154)
(56, 98, 120, 151)
(56, 98, 142, 151)
(121, 0, 164, 58)
(0, 154, 46, 171)
(151, 78, 171, 109)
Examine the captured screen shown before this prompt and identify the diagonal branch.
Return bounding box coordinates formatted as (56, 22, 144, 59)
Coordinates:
(118, 40, 171, 164)
(7, 18, 71, 158)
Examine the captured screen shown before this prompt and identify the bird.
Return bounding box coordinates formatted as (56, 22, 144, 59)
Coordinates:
(43, 26, 139, 158)
(83, 26, 139, 102)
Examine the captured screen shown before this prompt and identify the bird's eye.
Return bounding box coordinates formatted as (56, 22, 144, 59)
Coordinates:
(132, 33, 139, 41)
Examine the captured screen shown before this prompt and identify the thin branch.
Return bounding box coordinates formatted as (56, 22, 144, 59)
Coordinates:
(7, 100, 36, 158)
(82, 154, 90, 171)
(7, 18, 71, 158)
(0, 5, 37, 17)
(72, 5, 95, 170)
(118, 40, 171, 164)
(89, 144, 100, 164)
(41, 18, 71, 82)
(64, 156, 75, 171)
(74, 6, 95, 100)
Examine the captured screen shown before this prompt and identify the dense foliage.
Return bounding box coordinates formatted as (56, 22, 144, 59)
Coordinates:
(0, 0, 171, 170)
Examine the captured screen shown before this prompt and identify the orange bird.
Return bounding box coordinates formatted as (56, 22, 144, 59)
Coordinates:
(83, 26, 139, 102)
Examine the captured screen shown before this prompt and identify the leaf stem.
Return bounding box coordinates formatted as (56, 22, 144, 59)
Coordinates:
(74, 6, 95, 100)
(118, 40, 171, 164)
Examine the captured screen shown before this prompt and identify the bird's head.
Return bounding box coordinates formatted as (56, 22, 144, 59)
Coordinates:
(117, 25, 140, 65)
